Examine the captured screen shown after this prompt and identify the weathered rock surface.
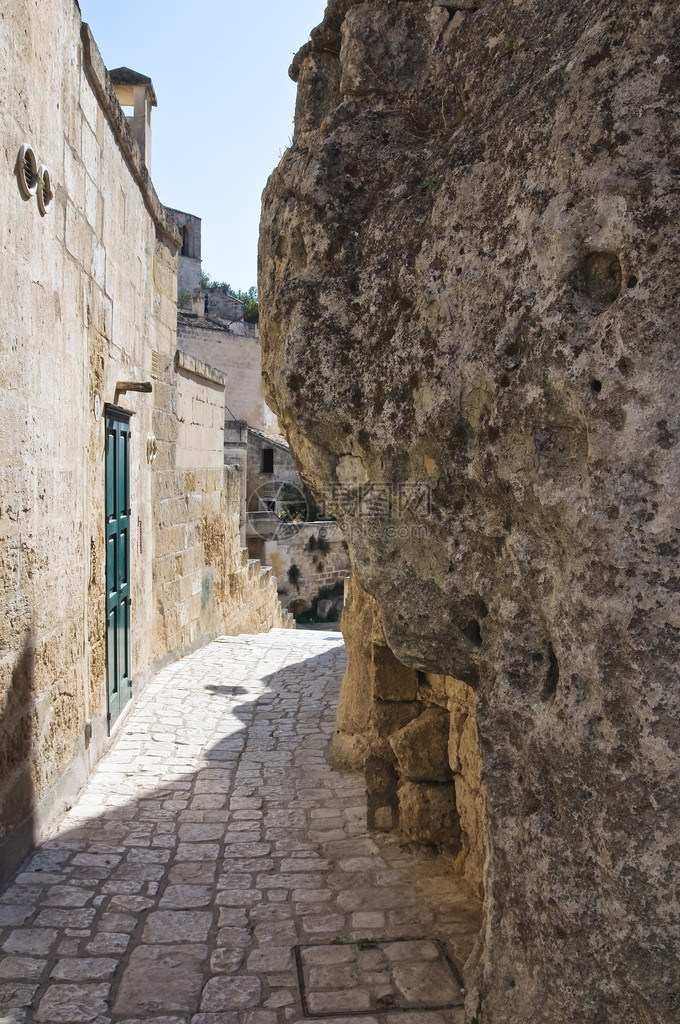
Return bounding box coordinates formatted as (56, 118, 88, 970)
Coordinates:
(329, 573, 374, 769)
(260, 1, 680, 1020)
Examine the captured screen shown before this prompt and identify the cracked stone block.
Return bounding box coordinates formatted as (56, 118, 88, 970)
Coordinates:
(159, 885, 213, 908)
(142, 910, 212, 943)
(49, 958, 118, 981)
(42, 887, 93, 908)
(246, 948, 293, 971)
(392, 962, 463, 1006)
(84, 932, 129, 955)
(298, 941, 464, 1015)
(113, 944, 207, 1015)
(0, 907, 34, 927)
(0, 981, 38, 1009)
(210, 947, 246, 973)
(0, 957, 46, 980)
(2, 930, 58, 955)
(168, 863, 216, 885)
(307, 988, 372, 1013)
(383, 941, 440, 962)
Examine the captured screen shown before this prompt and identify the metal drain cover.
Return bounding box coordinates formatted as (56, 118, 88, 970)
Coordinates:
(295, 939, 464, 1017)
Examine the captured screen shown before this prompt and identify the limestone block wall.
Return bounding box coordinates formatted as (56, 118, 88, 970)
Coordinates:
(177, 314, 281, 436)
(263, 522, 351, 614)
(0, 0, 179, 885)
(0, 0, 290, 888)
(174, 353, 226, 471)
(330, 576, 484, 896)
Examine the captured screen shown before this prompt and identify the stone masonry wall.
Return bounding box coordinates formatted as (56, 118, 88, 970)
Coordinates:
(0, 0, 180, 883)
(330, 576, 484, 896)
(264, 522, 350, 614)
(177, 314, 281, 437)
(0, 0, 289, 888)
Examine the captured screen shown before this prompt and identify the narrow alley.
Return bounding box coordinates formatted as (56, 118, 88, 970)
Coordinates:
(0, 630, 481, 1024)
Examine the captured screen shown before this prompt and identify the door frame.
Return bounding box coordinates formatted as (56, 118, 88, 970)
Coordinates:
(104, 404, 134, 733)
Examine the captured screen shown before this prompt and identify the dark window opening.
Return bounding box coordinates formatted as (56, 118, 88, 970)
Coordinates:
(262, 448, 274, 474)
(181, 225, 193, 258)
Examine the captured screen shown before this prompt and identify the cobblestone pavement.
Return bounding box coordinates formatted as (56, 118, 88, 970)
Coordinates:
(0, 630, 481, 1024)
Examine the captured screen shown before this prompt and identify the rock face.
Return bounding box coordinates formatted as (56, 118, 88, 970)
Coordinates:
(260, 1, 679, 1021)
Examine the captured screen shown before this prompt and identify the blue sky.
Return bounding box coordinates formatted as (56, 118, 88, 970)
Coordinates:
(77, 0, 328, 292)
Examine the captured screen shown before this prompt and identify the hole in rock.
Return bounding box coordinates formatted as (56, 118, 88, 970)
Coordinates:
(543, 644, 560, 700)
(462, 618, 482, 646)
(573, 251, 622, 308)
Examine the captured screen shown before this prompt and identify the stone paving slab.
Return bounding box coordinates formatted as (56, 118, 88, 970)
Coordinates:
(0, 630, 481, 1024)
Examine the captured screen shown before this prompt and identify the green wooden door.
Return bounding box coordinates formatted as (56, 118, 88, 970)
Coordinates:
(105, 407, 132, 730)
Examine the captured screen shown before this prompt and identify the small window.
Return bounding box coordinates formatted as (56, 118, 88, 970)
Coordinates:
(262, 448, 274, 474)
(181, 225, 193, 258)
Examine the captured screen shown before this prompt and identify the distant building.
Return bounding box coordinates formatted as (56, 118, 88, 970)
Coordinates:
(166, 208, 202, 294)
(169, 213, 350, 618)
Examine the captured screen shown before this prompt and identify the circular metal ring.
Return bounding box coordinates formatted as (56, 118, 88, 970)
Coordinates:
(18, 144, 38, 198)
(37, 165, 53, 216)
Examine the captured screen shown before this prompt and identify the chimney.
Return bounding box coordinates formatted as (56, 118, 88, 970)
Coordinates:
(108, 67, 157, 172)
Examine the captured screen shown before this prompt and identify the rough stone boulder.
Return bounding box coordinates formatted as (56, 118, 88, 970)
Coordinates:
(389, 706, 453, 782)
(260, 1, 679, 1021)
(398, 779, 461, 847)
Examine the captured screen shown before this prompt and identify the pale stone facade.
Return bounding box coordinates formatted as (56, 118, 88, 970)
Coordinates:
(173, 240, 351, 617)
(166, 208, 201, 295)
(262, 522, 350, 618)
(177, 311, 280, 436)
(0, 0, 289, 889)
